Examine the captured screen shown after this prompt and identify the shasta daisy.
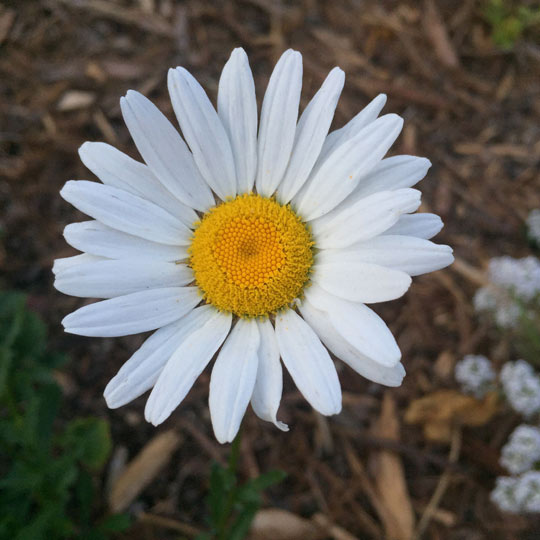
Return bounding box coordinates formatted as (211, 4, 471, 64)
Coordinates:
(54, 48, 453, 443)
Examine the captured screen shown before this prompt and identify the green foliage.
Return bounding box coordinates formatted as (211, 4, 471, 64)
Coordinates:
(483, 0, 540, 49)
(196, 434, 286, 540)
(0, 291, 129, 539)
(515, 295, 540, 366)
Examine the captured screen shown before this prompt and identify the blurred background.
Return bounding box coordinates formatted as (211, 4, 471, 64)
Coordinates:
(1, 0, 540, 538)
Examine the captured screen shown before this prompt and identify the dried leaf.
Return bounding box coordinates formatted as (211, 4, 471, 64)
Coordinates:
(373, 393, 415, 540)
(108, 430, 181, 513)
(405, 390, 499, 442)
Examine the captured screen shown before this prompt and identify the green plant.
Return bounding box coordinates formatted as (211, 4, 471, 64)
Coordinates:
(515, 296, 540, 365)
(0, 291, 129, 540)
(196, 433, 286, 540)
(483, 0, 540, 49)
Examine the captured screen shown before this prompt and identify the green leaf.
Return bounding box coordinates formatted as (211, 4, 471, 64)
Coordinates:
(194, 533, 213, 540)
(207, 462, 236, 527)
(47, 456, 79, 498)
(242, 469, 286, 493)
(0, 290, 120, 538)
(13, 309, 47, 359)
(0, 291, 25, 349)
(227, 502, 259, 540)
(63, 418, 112, 469)
(75, 469, 95, 527)
(20, 383, 62, 450)
(98, 513, 131, 533)
(36, 383, 62, 448)
(43, 351, 67, 371)
(0, 346, 13, 397)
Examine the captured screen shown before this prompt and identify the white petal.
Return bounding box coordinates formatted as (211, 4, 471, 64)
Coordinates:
(311, 188, 421, 249)
(353, 155, 431, 200)
(218, 48, 258, 195)
(384, 213, 443, 239)
(54, 259, 193, 298)
(342, 235, 454, 276)
(60, 181, 191, 246)
(64, 221, 187, 261)
(318, 94, 387, 164)
(251, 319, 288, 431)
(168, 67, 236, 200)
(277, 67, 345, 203)
(210, 319, 260, 443)
(52, 253, 105, 275)
(104, 305, 215, 408)
(255, 49, 302, 197)
(62, 287, 200, 337)
(294, 114, 404, 220)
(78, 142, 198, 226)
(120, 90, 213, 211)
(145, 310, 232, 426)
(313, 259, 411, 303)
(275, 309, 341, 416)
(299, 299, 405, 387)
(306, 284, 401, 367)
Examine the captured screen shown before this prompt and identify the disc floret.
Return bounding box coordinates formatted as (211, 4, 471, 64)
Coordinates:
(189, 194, 313, 317)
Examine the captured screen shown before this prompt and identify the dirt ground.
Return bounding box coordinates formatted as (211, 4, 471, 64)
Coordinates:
(2, 0, 540, 538)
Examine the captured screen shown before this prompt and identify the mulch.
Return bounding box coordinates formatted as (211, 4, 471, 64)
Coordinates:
(1, 1, 540, 538)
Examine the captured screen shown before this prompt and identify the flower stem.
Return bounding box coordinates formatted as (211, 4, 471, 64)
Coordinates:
(216, 428, 242, 539)
(228, 427, 242, 474)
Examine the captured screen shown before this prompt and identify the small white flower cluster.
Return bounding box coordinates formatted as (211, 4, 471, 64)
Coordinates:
(500, 425, 540, 474)
(500, 360, 540, 417)
(490, 370, 540, 514)
(473, 256, 540, 329)
(489, 256, 540, 302)
(453, 356, 540, 514)
(491, 472, 540, 514)
(527, 209, 540, 245)
(473, 287, 521, 328)
(454, 356, 540, 416)
(454, 354, 495, 398)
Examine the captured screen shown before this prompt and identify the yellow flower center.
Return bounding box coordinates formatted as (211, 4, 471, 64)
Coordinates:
(189, 194, 313, 317)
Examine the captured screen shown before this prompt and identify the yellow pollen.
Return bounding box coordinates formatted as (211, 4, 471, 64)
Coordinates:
(189, 194, 313, 317)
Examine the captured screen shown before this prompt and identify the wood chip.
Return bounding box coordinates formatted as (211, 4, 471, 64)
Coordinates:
(373, 393, 415, 540)
(249, 508, 324, 540)
(93, 109, 118, 144)
(137, 512, 202, 536)
(312, 513, 360, 540)
(57, 90, 95, 111)
(0, 7, 15, 45)
(423, 0, 460, 69)
(108, 429, 182, 513)
(433, 350, 456, 381)
(56, 0, 175, 37)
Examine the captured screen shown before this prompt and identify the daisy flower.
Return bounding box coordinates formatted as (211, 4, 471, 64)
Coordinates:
(54, 49, 453, 443)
